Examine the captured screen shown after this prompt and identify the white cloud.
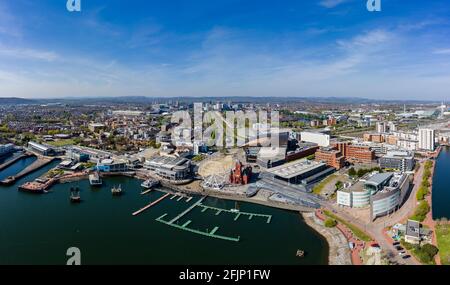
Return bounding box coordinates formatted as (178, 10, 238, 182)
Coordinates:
(319, 0, 350, 8)
(433, 48, 450, 55)
(337, 29, 392, 50)
(0, 46, 59, 61)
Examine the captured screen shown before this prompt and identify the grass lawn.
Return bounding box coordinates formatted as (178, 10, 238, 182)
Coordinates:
(323, 210, 372, 242)
(436, 224, 450, 265)
(312, 174, 337, 195)
(47, 139, 76, 147)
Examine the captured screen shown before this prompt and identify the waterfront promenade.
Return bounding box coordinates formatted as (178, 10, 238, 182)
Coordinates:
(302, 212, 352, 265)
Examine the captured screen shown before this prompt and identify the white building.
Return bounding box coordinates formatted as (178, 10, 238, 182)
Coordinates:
(337, 191, 352, 207)
(388, 121, 397, 132)
(397, 139, 419, 151)
(300, 131, 330, 147)
(376, 122, 387, 133)
(418, 128, 435, 151)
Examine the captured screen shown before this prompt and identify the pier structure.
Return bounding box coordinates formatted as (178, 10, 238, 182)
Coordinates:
(132, 193, 171, 216)
(197, 203, 272, 224)
(155, 196, 273, 242)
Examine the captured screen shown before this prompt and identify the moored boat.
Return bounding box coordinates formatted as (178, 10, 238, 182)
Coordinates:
(141, 179, 159, 189)
(111, 185, 123, 196)
(89, 172, 102, 186)
(70, 187, 81, 203)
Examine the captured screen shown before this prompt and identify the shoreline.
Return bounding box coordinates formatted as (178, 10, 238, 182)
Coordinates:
(426, 150, 441, 264)
(40, 170, 337, 262)
(302, 212, 352, 265)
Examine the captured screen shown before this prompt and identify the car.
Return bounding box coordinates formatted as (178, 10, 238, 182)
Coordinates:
(399, 251, 406, 256)
(402, 255, 411, 259)
(392, 241, 400, 246)
(395, 246, 404, 251)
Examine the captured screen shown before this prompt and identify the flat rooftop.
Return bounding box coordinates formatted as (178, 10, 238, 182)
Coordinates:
(266, 159, 325, 179)
(146, 156, 189, 168)
(406, 220, 420, 238)
(365, 172, 394, 187)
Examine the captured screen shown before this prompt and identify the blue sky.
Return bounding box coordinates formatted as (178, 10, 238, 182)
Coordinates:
(0, 0, 449, 100)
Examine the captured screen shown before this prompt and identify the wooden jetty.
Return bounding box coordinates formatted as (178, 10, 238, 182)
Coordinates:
(140, 189, 153, 195)
(132, 193, 170, 216)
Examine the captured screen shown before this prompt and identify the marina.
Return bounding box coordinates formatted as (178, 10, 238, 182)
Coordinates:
(153, 196, 273, 242)
(0, 161, 328, 265)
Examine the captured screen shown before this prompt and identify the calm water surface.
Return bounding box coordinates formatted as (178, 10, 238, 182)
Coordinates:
(0, 159, 328, 265)
(432, 146, 450, 219)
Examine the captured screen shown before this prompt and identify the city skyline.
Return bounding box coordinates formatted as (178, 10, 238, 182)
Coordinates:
(0, 0, 450, 100)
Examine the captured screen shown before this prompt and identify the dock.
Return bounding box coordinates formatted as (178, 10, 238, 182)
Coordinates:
(154, 196, 273, 242)
(197, 204, 272, 224)
(0, 153, 32, 171)
(132, 193, 171, 216)
(0, 156, 56, 185)
(155, 199, 241, 242)
(168, 196, 206, 224)
(140, 189, 152, 195)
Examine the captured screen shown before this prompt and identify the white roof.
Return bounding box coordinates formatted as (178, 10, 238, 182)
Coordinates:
(267, 159, 325, 179)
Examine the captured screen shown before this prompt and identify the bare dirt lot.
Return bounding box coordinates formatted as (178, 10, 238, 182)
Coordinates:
(198, 154, 235, 177)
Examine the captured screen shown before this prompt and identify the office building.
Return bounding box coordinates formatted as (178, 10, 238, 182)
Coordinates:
(379, 150, 415, 172)
(315, 147, 345, 170)
(337, 172, 410, 220)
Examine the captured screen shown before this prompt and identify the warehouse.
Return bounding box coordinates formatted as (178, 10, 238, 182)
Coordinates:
(28, 141, 61, 156)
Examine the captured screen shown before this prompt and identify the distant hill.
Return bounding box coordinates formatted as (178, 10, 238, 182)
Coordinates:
(0, 96, 440, 105)
(0, 97, 36, 105)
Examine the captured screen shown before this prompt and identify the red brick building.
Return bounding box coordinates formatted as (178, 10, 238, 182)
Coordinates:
(331, 142, 375, 164)
(315, 147, 345, 170)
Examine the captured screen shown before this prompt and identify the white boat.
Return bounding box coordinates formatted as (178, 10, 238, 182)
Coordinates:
(111, 185, 123, 196)
(89, 172, 102, 186)
(141, 179, 159, 189)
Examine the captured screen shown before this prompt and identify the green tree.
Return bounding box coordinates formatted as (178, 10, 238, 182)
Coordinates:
(348, 167, 356, 177)
(324, 218, 337, 228)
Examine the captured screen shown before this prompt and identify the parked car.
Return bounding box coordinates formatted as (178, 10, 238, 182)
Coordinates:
(395, 246, 403, 251)
(402, 255, 411, 259)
